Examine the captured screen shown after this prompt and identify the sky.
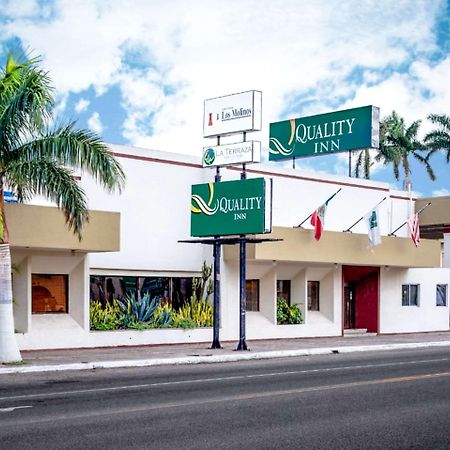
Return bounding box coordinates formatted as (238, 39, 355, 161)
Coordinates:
(0, 0, 449, 197)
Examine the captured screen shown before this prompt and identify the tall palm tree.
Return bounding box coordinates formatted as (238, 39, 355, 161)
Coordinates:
(0, 52, 125, 362)
(424, 113, 450, 162)
(354, 111, 435, 184)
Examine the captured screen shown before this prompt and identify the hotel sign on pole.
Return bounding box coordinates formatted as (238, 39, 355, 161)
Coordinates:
(191, 178, 272, 237)
(269, 105, 380, 161)
(202, 141, 261, 168)
(203, 90, 262, 138)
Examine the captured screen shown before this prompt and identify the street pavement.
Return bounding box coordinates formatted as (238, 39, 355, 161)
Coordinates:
(1, 346, 449, 449)
(2, 331, 450, 374)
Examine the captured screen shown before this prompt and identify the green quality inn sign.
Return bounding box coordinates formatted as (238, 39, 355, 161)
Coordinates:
(191, 178, 272, 237)
(269, 105, 379, 161)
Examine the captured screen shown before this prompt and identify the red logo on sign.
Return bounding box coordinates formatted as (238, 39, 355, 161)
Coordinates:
(208, 113, 213, 126)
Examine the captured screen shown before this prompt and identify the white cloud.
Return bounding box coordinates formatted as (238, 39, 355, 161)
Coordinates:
(74, 98, 90, 113)
(2, 0, 40, 18)
(87, 112, 103, 135)
(431, 188, 450, 197)
(2, 0, 448, 158)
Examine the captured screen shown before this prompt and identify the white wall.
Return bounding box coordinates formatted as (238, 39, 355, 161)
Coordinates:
(380, 268, 450, 333)
(11, 253, 31, 333)
(70, 258, 89, 330)
(78, 145, 414, 277)
(260, 267, 276, 323)
(444, 233, 450, 268)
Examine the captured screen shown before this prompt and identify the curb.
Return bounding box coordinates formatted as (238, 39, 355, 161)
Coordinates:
(1, 340, 450, 375)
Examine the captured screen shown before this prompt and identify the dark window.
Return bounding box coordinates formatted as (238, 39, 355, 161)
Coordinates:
(277, 280, 291, 305)
(246, 279, 260, 312)
(32, 274, 68, 313)
(402, 284, 419, 306)
(307, 281, 320, 311)
(436, 284, 447, 307)
(89, 275, 193, 310)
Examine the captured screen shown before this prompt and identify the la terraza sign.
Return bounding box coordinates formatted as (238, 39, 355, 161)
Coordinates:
(269, 105, 380, 161)
(191, 178, 272, 237)
(202, 141, 261, 168)
(203, 90, 262, 138)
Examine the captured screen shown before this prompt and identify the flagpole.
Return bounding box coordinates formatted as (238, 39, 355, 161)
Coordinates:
(343, 196, 387, 233)
(388, 202, 431, 236)
(295, 188, 342, 228)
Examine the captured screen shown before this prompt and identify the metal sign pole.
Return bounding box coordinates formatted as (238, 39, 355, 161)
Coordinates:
(348, 150, 352, 177)
(210, 142, 222, 349)
(236, 167, 248, 350)
(236, 235, 248, 351)
(211, 238, 221, 349)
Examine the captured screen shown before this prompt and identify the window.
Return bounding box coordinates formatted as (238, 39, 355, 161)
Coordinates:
(307, 281, 320, 311)
(32, 274, 68, 313)
(402, 284, 419, 306)
(89, 275, 193, 310)
(246, 279, 260, 312)
(436, 284, 447, 307)
(277, 280, 291, 305)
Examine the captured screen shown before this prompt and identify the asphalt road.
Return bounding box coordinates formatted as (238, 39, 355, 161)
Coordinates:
(1, 347, 449, 449)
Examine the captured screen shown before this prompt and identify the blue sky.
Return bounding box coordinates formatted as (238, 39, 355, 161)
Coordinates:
(1, 0, 449, 197)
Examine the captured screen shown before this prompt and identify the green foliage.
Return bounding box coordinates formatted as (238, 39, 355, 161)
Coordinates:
(354, 110, 435, 185)
(90, 300, 123, 330)
(0, 51, 125, 241)
(175, 297, 213, 328)
(424, 114, 450, 163)
(152, 303, 174, 328)
(277, 297, 302, 325)
(117, 291, 161, 328)
(89, 262, 214, 331)
(176, 261, 214, 327)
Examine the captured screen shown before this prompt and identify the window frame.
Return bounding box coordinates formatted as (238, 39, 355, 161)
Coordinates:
(276, 280, 291, 305)
(32, 273, 69, 314)
(245, 279, 260, 312)
(401, 284, 420, 307)
(436, 284, 448, 307)
(307, 280, 320, 311)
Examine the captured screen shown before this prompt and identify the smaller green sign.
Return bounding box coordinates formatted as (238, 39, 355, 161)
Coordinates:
(191, 178, 272, 237)
(269, 105, 379, 161)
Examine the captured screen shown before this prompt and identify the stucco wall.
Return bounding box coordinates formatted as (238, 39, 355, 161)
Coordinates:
(380, 268, 450, 333)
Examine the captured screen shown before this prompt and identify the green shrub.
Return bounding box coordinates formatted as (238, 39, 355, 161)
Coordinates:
(89, 261, 214, 331)
(277, 297, 302, 325)
(90, 300, 123, 330)
(117, 291, 161, 328)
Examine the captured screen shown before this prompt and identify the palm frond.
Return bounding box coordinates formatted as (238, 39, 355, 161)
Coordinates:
(0, 62, 54, 153)
(11, 124, 125, 192)
(427, 113, 450, 130)
(4, 158, 89, 239)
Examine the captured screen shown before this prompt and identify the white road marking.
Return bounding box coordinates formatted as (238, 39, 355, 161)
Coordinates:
(0, 405, 32, 413)
(0, 357, 447, 403)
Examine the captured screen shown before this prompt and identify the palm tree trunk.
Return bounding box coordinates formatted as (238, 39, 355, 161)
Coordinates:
(0, 188, 21, 362)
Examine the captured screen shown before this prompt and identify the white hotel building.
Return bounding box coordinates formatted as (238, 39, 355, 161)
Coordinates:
(8, 144, 450, 350)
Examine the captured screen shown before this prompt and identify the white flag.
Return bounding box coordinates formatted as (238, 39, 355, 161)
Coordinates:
(366, 208, 381, 248)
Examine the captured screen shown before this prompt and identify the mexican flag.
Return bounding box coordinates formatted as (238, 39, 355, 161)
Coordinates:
(310, 203, 326, 240)
(366, 208, 381, 248)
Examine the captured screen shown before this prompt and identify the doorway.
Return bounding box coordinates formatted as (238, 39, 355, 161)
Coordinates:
(342, 266, 379, 333)
(343, 284, 356, 329)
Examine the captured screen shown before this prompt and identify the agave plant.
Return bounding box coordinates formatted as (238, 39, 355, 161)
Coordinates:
(117, 291, 160, 328)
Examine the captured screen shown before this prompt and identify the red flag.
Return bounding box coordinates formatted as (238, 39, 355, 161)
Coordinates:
(406, 213, 420, 247)
(310, 204, 326, 240)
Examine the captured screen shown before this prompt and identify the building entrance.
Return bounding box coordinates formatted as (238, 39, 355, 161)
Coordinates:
(342, 266, 379, 333)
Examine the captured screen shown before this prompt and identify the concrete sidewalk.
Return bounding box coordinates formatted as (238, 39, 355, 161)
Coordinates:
(2, 331, 450, 375)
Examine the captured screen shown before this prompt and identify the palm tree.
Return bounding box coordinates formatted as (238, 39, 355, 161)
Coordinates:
(0, 52, 125, 362)
(354, 111, 435, 184)
(424, 114, 450, 162)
